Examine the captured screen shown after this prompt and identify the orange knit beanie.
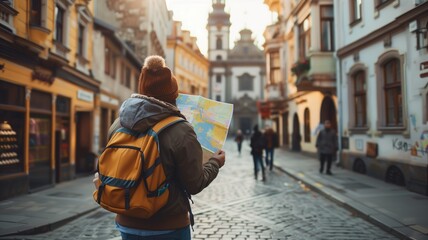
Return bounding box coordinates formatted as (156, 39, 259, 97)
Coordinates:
(138, 55, 178, 103)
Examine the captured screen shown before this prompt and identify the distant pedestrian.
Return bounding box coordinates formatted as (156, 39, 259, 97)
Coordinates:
(235, 129, 244, 156)
(250, 125, 266, 181)
(315, 120, 337, 175)
(263, 126, 278, 171)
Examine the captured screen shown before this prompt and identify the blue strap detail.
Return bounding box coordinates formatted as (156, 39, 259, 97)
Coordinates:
(143, 157, 162, 178)
(147, 183, 170, 198)
(99, 174, 139, 188)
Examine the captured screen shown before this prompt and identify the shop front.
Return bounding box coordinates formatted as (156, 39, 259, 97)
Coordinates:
(0, 81, 27, 199)
(0, 59, 99, 199)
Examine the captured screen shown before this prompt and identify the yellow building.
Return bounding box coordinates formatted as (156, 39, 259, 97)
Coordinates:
(166, 21, 209, 97)
(0, 0, 99, 199)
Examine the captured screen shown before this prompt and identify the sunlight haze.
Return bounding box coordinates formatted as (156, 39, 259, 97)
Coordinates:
(165, 0, 276, 56)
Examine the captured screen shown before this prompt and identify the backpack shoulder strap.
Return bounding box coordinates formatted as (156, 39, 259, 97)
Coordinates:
(151, 116, 185, 134)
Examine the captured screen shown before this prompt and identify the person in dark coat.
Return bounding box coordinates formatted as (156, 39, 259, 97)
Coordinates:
(250, 125, 266, 181)
(315, 120, 338, 175)
(235, 129, 244, 156)
(263, 126, 278, 171)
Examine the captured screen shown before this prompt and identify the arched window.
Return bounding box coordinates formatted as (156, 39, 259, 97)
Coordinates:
(353, 70, 366, 127)
(383, 58, 402, 126)
(216, 36, 222, 50)
(304, 108, 310, 142)
(238, 73, 254, 91)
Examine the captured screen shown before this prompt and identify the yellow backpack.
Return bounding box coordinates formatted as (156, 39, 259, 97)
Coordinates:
(93, 116, 185, 218)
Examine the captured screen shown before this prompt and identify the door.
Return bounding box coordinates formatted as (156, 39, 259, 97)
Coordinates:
(320, 96, 337, 131)
(291, 113, 301, 151)
(75, 111, 93, 174)
(282, 112, 289, 146)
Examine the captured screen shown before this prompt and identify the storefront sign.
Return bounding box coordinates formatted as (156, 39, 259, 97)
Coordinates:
(77, 90, 94, 103)
(32, 67, 54, 85)
(366, 142, 378, 158)
(355, 139, 364, 151)
(100, 94, 119, 106)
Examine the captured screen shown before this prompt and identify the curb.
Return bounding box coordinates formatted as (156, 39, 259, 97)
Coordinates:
(274, 164, 415, 240)
(0, 207, 99, 238)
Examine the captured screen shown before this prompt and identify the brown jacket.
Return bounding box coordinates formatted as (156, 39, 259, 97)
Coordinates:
(107, 94, 220, 230)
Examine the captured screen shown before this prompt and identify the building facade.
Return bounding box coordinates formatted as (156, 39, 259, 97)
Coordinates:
(105, 0, 170, 60)
(0, 0, 99, 199)
(208, 0, 266, 135)
(335, 0, 428, 194)
(166, 20, 209, 97)
(263, 0, 336, 153)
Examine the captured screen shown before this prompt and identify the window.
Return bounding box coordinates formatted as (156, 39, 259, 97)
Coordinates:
(216, 36, 222, 50)
(54, 5, 65, 43)
(238, 73, 254, 91)
(350, 0, 362, 24)
(216, 74, 222, 83)
(299, 16, 311, 59)
(353, 71, 367, 127)
(216, 95, 221, 101)
(104, 47, 110, 75)
(269, 52, 280, 84)
(120, 63, 125, 85)
(383, 59, 402, 127)
(416, 21, 428, 50)
(30, 0, 42, 26)
(0, 0, 18, 33)
(375, 0, 393, 8)
(77, 23, 85, 56)
(125, 67, 131, 88)
(304, 108, 310, 142)
(216, 55, 222, 60)
(111, 55, 116, 78)
(320, 6, 334, 51)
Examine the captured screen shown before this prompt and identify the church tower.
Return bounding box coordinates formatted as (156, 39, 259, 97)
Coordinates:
(207, 0, 231, 61)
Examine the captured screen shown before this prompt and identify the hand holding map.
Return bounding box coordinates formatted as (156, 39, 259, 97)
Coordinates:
(176, 94, 233, 162)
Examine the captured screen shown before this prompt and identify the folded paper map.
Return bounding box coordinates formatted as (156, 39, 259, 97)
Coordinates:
(176, 94, 233, 161)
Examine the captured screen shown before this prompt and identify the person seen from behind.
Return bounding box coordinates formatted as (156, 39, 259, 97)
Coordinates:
(315, 120, 337, 175)
(95, 55, 225, 239)
(235, 129, 244, 156)
(250, 125, 266, 181)
(263, 126, 278, 171)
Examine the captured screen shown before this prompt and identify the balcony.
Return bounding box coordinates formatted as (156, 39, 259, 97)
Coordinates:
(295, 52, 336, 93)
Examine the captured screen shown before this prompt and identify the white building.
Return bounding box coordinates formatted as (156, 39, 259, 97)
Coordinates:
(104, 0, 170, 59)
(208, 0, 266, 134)
(335, 0, 428, 194)
(263, 0, 336, 152)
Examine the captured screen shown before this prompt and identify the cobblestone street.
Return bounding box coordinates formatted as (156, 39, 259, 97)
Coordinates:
(13, 140, 398, 240)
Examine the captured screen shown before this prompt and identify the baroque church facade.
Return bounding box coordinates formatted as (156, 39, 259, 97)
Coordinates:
(207, 0, 266, 136)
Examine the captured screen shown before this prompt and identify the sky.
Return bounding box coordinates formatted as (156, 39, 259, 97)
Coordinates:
(165, 0, 276, 56)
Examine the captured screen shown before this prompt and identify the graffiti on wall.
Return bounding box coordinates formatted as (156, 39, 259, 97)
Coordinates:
(392, 130, 428, 157)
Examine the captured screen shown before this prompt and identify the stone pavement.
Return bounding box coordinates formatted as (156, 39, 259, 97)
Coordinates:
(273, 147, 428, 240)
(0, 175, 97, 237)
(0, 139, 425, 239)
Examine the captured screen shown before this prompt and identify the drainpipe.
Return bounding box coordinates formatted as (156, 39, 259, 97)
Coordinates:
(334, 0, 343, 166)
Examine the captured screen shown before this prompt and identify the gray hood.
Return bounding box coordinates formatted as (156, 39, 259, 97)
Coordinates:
(119, 94, 185, 132)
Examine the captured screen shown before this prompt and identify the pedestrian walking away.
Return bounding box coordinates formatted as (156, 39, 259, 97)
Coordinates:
(93, 55, 226, 240)
(315, 120, 337, 175)
(235, 129, 244, 156)
(263, 126, 278, 171)
(250, 124, 266, 181)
